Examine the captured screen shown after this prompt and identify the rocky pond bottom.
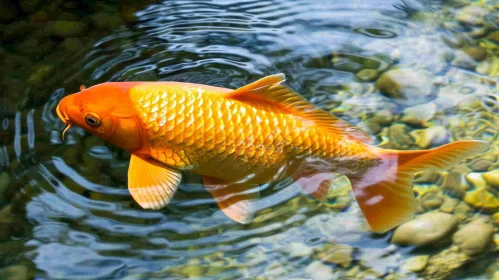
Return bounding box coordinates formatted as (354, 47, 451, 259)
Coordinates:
(3, 0, 499, 279)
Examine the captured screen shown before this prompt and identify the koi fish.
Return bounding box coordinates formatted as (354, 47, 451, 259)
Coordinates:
(55, 74, 488, 233)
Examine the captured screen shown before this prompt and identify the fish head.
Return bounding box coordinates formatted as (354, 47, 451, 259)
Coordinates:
(56, 82, 147, 153)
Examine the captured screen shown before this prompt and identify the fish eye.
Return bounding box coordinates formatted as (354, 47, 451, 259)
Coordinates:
(85, 113, 101, 128)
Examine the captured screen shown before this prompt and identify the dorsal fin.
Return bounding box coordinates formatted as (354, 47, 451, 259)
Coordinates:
(226, 74, 373, 144)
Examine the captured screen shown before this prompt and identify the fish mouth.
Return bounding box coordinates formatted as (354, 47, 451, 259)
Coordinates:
(56, 104, 72, 140)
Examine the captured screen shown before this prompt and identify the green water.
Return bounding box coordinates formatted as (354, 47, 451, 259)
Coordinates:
(2, 0, 499, 279)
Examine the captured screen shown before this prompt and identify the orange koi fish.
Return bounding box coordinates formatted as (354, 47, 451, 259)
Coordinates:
(56, 74, 487, 233)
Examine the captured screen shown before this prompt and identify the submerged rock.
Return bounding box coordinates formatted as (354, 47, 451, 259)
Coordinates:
(484, 169, 499, 188)
(0, 265, 33, 280)
(376, 69, 433, 105)
(464, 187, 499, 212)
(317, 243, 353, 268)
(455, 5, 489, 25)
(420, 246, 469, 280)
(452, 218, 495, 256)
(410, 126, 448, 149)
(401, 255, 429, 273)
(305, 261, 334, 280)
(391, 212, 458, 246)
(401, 102, 436, 127)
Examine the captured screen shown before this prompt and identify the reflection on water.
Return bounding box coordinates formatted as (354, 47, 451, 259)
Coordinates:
(2, 0, 499, 279)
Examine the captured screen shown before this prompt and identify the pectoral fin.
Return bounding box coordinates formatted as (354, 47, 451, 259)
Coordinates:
(202, 176, 259, 224)
(128, 154, 182, 210)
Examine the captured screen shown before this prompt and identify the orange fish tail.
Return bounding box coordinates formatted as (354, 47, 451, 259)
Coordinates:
(348, 140, 488, 233)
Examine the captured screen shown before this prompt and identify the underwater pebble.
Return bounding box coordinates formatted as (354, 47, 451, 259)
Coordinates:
(440, 196, 459, 213)
(453, 202, 471, 221)
(441, 165, 471, 199)
(282, 242, 313, 258)
(455, 5, 489, 25)
(401, 103, 436, 127)
(461, 46, 486, 61)
(45, 20, 88, 37)
(452, 217, 495, 256)
(391, 212, 458, 246)
(451, 50, 478, 70)
(420, 192, 444, 210)
(356, 268, 382, 279)
(180, 265, 204, 278)
(356, 69, 379, 82)
(411, 126, 448, 149)
(0, 265, 33, 280)
(381, 123, 415, 149)
(0, 172, 10, 196)
(401, 255, 429, 273)
(469, 159, 492, 172)
(317, 243, 353, 268)
(420, 246, 468, 280)
(376, 69, 433, 105)
(305, 261, 334, 280)
(484, 169, 499, 188)
(465, 172, 487, 188)
(464, 187, 499, 212)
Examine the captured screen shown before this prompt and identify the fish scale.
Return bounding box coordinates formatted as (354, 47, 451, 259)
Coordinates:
(129, 82, 372, 183)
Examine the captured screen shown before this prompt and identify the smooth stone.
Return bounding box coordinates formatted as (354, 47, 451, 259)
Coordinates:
(401, 255, 429, 272)
(0, 172, 10, 196)
(381, 123, 415, 149)
(484, 169, 499, 188)
(356, 69, 379, 82)
(466, 172, 487, 188)
(452, 218, 495, 256)
(401, 103, 436, 127)
(411, 126, 448, 149)
(61, 37, 85, 52)
(489, 30, 499, 43)
(420, 192, 444, 210)
(461, 46, 486, 61)
(282, 242, 313, 258)
(455, 5, 489, 25)
(454, 202, 471, 221)
(451, 50, 478, 70)
(318, 244, 353, 268)
(376, 69, 433, 105)
(420, 246, 469, 279)
(45, 20, 88, 37)
(181, 265, 204, 278)
(469, 159, 492, 172)
(305, 261, 334, 280)
(391, 212, 458, 246)
(0, 265, 33, 280)
(440, 196, 459, 213)
(464, 187, 499, 212)
(356, 269, 382, 279)
(440, 165, 471, 199)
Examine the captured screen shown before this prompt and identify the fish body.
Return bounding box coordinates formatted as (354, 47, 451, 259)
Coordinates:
(56, 74, 488, 233)
(129, 82, 374, 183)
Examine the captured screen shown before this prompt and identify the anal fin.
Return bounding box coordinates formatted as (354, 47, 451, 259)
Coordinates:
(202, 176, 260, 224)
(128, 155, 182, 210)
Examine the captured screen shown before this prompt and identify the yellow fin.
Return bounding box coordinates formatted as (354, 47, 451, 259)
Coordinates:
(226, 74, 373, 144)
(128, 155, 182, 210)
(349, 140, 488, 233)
(202, 176, 259, 224)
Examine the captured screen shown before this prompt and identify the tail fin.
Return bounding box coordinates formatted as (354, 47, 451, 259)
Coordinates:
(348, 140, 488, 233)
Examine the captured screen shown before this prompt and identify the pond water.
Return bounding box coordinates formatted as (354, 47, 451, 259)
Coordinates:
(2, 0, 499, 279)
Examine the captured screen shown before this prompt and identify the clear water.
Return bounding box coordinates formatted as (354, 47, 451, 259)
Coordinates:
(2, 0, 499, 279)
